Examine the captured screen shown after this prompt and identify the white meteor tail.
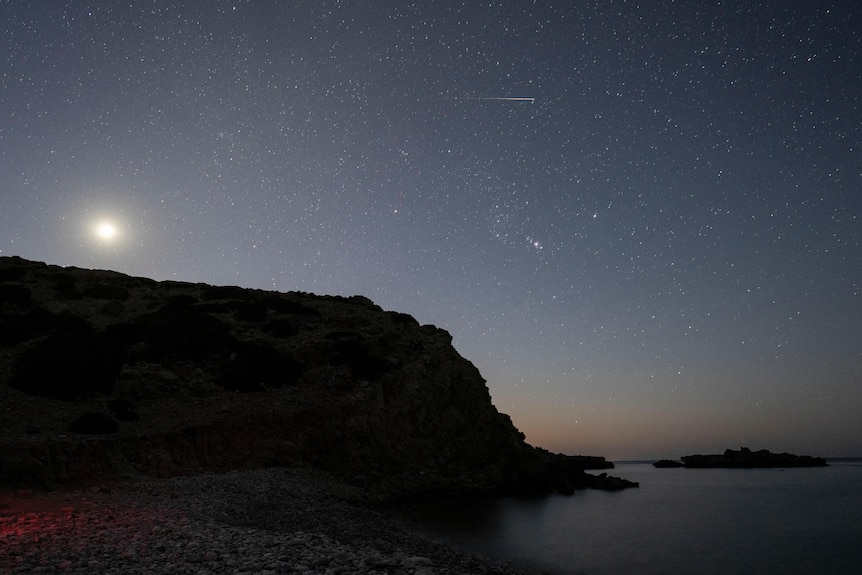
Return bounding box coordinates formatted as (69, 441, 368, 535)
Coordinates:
(452, 96, 535, 103)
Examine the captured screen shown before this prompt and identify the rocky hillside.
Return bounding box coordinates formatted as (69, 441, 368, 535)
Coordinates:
(0, 256, 635, 499)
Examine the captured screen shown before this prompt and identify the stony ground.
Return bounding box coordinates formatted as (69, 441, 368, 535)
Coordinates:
(0, 468, 538, 575)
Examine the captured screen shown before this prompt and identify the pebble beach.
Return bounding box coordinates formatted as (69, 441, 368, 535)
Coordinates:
(0, 468, 532, 575)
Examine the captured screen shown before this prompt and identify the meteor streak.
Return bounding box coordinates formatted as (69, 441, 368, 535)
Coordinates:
(405, 96, 536, 104)
(449, 96, 535, 103)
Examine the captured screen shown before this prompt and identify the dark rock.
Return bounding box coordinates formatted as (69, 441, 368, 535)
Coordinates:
(681, 447, 828, 468)
(589, 472, 640, 490)
(653, 459, 685, 468)
(69, 412, 119, 434)
(0, 256, 637, 499)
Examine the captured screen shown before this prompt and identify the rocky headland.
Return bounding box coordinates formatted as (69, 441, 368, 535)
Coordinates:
(0, 256, 636, 500)
(679, 447, 828, 468)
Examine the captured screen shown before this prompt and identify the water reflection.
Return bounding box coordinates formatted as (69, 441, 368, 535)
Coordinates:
(391, 464, 862, 575)
(395, 493, 584, 574)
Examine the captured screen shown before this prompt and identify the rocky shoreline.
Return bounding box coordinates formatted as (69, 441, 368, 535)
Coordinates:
(1, 467, 539, 575)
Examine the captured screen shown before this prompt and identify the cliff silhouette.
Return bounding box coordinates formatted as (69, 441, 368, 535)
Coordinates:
(0, 256, 636, 500)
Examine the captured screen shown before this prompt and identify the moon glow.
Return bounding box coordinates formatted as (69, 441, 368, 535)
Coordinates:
(95, 221, 118, 241)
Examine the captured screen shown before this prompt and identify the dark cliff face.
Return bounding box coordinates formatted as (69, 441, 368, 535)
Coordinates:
(0, 256, 630, 498)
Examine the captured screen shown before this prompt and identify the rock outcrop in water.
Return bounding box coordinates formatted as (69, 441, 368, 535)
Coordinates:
(0, 256, 636, 499)
(652, 459, 684, 468)
(680, 447, 828, 468)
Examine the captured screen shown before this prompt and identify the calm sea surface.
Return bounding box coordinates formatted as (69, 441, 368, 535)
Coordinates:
(396, 461, 862, 575)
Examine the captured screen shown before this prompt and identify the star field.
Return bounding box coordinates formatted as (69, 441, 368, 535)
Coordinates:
(2, 1, 860, 459)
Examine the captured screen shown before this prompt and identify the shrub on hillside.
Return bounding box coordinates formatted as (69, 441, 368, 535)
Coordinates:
(261, 296, 320, 316)
(214, 342, 303, 392)
(107, 307, 234, 360)
(327, 333, 390, 380)
(10, 329, 122, 400)
(53, 274, 81, 299)
(0, 309, 92, 346)
(0, 284, 32, 306)
(107, 398, 140, 421)
(264, 317, 299, 338)
(68, 412, 119, 434)
(81, 283, 130, 300)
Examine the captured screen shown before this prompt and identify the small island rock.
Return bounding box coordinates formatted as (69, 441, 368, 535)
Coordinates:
(681, 447, 828, 468)
(653, 459, 685, 468)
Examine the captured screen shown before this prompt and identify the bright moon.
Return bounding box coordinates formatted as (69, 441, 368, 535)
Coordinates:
(95, 222, 117, 240)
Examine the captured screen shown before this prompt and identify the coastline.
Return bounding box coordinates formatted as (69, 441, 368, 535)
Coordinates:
(1, 467, 539, 575)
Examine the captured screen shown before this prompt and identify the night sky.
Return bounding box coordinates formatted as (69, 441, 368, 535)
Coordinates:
(2, 1, 860, 459)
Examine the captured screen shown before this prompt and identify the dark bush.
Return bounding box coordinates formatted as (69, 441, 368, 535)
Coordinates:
(346, 295, 377, 308)
(195, 299, 244, 311)
(107, 398, 140, 421)
(331, 337, 390, 380)
(0, 284, 32, 306)
(10, 329, 122, 400)
(203, 285, 255, 300)
(324, 330, 359, 340)
(387, 311, 419, 326)
(99, 300, 125, 318)
(197, 299, 268, 321)
(155, 280, 187, 290)
(162, 294, 199, 309)
(6, 310, 92, 344)
(68, 412, 119, 434)
(264, 318, 299, 338)
(0, 261, 29, 281)
(261, 296, 320, 316)
(107, 307, 235, 361)
(135, 276, 157, 288)
(53, 274, 81, 299)
(214, 342, 302, 392)
(82, 283, 130, 300)
(0, 313, 28, 346)
(234, 301, 268, 321)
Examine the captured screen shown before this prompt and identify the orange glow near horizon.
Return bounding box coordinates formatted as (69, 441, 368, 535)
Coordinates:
(501, 393, 855, 461)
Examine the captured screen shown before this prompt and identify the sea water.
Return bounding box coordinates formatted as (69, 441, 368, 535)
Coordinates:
(396, 461, 862, 575)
